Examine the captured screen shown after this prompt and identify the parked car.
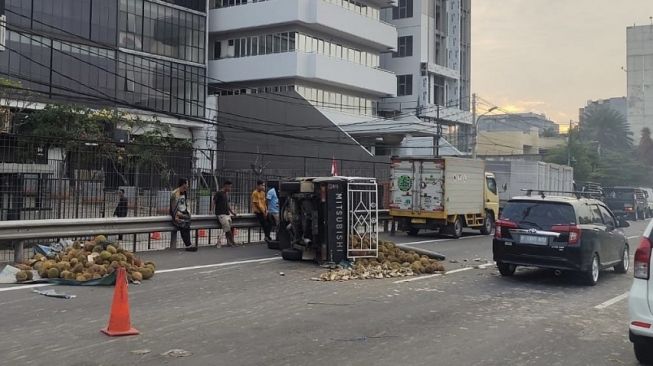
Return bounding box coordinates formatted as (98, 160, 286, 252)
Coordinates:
(604, 187, 649, 220)
(642, 187, 653, 218)
(493, 192, 630, 285)
(628, 219, 653, 364)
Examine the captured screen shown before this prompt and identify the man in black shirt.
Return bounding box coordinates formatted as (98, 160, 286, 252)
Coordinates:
(113, 189, 128, 240)
(213, 181, 238, 246)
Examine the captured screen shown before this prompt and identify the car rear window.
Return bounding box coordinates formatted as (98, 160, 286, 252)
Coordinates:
(501, 201, 577, 230)
(605, 189, 634, 200)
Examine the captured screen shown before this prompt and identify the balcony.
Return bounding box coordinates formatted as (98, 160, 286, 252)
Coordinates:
(209, 0, 397, 51)
(208, 52, 396, 96)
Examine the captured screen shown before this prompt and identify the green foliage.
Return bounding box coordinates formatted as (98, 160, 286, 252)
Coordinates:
(18, 104, 191, 185)
(580, 104, 633, 150)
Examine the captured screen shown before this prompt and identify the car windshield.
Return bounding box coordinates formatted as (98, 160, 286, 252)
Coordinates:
(501, 201, 577, 230)
(604, 189, 634, 200)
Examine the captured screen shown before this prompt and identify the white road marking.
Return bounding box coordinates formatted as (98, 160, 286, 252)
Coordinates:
(156, 257, 282, 273)
(628, 236, 640, 240)
(400, 235, 484, 246)
(478, 263, 495, 269)
(394, 266, 475, 284)
(0, 257, 282, 293)
(594, 292, 630, 309)
(0, 283, 52, 293)
(393, 273, 442, 284)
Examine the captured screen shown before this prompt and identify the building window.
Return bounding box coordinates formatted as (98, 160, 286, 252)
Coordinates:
(397, 74, 412, 96)
(392, 0, 413, 19)
(393, 36, 412, 57)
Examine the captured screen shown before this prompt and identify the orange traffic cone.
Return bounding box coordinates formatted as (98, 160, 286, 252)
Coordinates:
(150, 231, 161, 240)
(101, 267, 140, 337)
(199, 229, 207, 238)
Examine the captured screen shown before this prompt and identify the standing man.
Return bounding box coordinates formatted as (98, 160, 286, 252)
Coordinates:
(252, 180, 271, 242)
(267, 184, 280, 233)
(113, 189, 128, 241)
(214, 180, 238, 247)
(170, 178, 195, 252)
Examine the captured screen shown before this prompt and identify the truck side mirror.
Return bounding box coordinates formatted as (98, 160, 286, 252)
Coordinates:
(618, 217, 630, 228)
(501, 183, 508, 193)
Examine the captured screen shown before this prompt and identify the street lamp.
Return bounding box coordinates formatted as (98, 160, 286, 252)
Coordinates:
(471, 106, 498, 159)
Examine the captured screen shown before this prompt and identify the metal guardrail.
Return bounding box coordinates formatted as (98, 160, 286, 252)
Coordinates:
(0, 210, 391, 263)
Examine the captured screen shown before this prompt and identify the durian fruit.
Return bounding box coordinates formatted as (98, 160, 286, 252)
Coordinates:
(61, 270, 75, 280)
(17, 264, 32, 271)
(75, 274, 86, 281)
(72, 263, 84, 274)
(144, 261, 156, 270)
(47, 267, 60, 279)
(110, 254, 121, 262)
(33, 261, 44, 272)
(124, 252, 134, 264)
(94, 235, 107, 243)
(72, 241, 82, 250)
(83, 242, 95, 252)
(92, 273, 102, 280)
(25, 270, 34, 281)
(70, 258, 79, 266)
(15, 271, 28, 282)
(116, 253, 127, 263)
(92, 245, 103, 253)
(131, 271, 143, 282)
(106, 245, 117, 255)
(140, 267, 154, 280)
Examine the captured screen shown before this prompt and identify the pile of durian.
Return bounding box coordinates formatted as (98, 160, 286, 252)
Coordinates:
(14, 235, 155, 283)
(317, 241, 445, 281)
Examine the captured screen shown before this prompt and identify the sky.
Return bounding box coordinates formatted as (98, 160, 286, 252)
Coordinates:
(472, 0, 653, 126)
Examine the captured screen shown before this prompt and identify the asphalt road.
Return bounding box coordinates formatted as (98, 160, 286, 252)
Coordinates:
(0, 219, 650, 366)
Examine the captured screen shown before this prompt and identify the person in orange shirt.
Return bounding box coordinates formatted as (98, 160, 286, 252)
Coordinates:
(252, 180, 271, 242)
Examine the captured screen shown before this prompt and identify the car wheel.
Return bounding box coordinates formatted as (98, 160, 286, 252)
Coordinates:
(407, 228, 420, 236)
(634, 342, 653, 364)
(267, 239, 280, 250)
(582, 254, 600, 286)
(614, 245, 629, 274)
(497, 262, 517, 276)
(448, 217, 463, 239)
(281, 248, 302, 261)
(480, 212, 495, 235)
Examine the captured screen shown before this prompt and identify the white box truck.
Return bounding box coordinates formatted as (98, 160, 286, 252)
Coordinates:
(484, 160, 574, 210)
(389, 157, 500, 238)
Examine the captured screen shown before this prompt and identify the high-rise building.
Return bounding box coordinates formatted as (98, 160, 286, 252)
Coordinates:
(207, 0, 399, 173)
(0, 0, 208, 121)
(379, 0, 472, 152)
(627, 24, 653, 141)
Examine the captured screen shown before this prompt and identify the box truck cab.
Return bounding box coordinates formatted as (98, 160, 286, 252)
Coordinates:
(389, 157, 499, 238)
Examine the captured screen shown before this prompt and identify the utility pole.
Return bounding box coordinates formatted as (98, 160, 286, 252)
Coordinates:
(471, 93, 477, 159)
(433, 105, 440, 157)
(567, 120, 572, 166)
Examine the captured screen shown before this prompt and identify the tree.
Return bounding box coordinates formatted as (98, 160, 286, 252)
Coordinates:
(18, 104, 191, 187)
(580, 104, 633, 151)
(545, 126, 597, 183)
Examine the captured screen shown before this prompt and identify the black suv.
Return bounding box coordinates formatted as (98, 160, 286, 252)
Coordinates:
(493, 192, 630, 285)
(604, 187, 649, 220)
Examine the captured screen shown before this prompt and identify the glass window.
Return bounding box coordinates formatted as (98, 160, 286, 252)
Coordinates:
(486, 177, 497, 195)
(397, 74, 412, 96)
(598, 205, 617, 228)
(500, 202, 577, 230)
(289, 32, 296, 51)
(280, 32, 289, 53)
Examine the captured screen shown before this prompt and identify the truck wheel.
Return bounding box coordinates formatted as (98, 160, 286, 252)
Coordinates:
(281, 248, 302, 261)
(448, 217, 463, 239)
(480, 212, 495, 235)
(407, 228, 420, 236)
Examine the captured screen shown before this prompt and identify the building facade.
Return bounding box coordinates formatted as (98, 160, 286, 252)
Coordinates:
(379, 0, 472, 152)
(627, 24, 653, 141)
(208, 0, 397, 115)
(0, 0, 207, 121)
(206, 0, 399, 169)
(478, 113, 559, 135)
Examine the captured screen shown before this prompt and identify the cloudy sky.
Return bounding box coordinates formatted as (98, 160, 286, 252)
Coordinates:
(472, 0, 652, 126)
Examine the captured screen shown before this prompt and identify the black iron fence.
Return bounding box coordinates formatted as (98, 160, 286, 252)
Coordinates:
(0, 134, 391, 223)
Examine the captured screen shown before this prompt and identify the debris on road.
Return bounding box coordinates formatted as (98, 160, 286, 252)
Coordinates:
(14, 236, 156, 285)
(130, 349, 152, 355)
(32, 288, 76, 299)
(317, 241, 444, 281)
(279, 272, 285, 276)
(161, 349, 193, 358)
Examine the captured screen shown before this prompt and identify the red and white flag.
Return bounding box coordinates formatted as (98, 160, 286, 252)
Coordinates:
(331, 157, 338, 176)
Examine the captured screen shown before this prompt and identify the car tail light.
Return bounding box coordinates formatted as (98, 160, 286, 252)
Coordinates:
(495, 219, 518, 239)
(631, 321, 652, 329)
(634, 237, 652, 280)
(551, 225, 582, 246)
